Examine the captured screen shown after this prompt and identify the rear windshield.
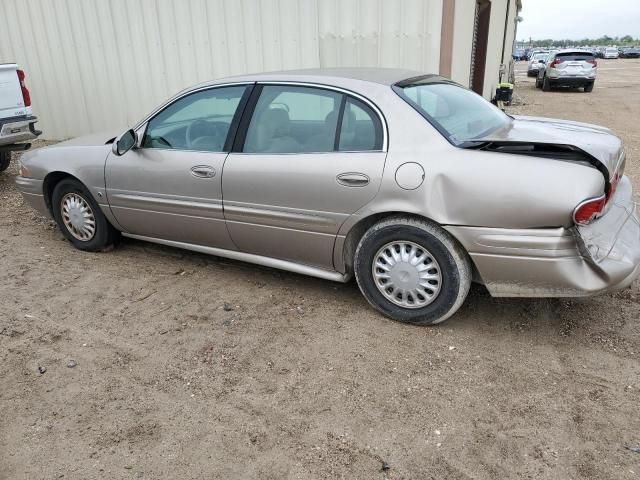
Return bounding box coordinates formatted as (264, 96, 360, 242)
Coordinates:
(556, 52, 594, 61)
(532, 53, 548, 61)
(393, 77, 511, 146)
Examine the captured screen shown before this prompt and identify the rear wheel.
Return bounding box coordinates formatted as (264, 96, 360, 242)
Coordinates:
(354, 217, 472, 325)
(51, 178, 119, 251)
(542, 76, 551, 91)
(535, 76, 542, 89)
(584, 83, 594, 92)
(0, 151, 10, 172)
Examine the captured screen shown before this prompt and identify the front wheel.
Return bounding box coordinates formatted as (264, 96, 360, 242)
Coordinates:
(0, 151, 10, 172)
(354, 217, 472, 325)
(51, 178, 119, 251)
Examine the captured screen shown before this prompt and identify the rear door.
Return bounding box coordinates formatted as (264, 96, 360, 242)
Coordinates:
(105, 84, 252, 249)
(221, 84, 387, 269)
(0, 64, 26, 119)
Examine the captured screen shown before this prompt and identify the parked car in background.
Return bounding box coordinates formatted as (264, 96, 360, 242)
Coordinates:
(603, 47, 620, 59)
(0, 64, 40, 172)
(536, 49, 597, 92)
(512, 49, 526, 61)
(527, 52, 548, 77)
(15, 68, 640, 325)
(620, 47, 640, 58)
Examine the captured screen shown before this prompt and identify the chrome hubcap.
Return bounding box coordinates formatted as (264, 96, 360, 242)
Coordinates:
(60, 193, 96, 241)
(372, 241, 442, 309)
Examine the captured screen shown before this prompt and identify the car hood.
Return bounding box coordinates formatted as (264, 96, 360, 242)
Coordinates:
(55, 128, 124, 148)
(477, 115, 624, 179)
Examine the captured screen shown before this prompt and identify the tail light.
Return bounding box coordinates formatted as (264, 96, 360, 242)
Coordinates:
(549, 58, 563, 68)
(587, 58, 598, 67)
(573, 195, 606, 225)
(574, 157, 625, 225)
(16, 69, 31, 107)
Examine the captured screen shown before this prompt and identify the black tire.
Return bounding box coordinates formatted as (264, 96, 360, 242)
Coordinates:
(51, 178, 119, 251)
(535, 76, 542, 89)
(542, 76, 551, 92)
(354, 217, 472, 326)
(0, 151, 10, 172)
(584, 83, 594, 92)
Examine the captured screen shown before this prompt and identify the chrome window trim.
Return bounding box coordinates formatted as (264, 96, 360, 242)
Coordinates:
(132, 80, 389, 154)
(133, 82, 256, 131)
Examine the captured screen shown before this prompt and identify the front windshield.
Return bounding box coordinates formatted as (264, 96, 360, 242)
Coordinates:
(394, 77, 512, 145)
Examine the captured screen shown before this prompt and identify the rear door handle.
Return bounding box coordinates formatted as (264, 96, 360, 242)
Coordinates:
(190, 165, 216, 179)
(336, 172, 369, 187)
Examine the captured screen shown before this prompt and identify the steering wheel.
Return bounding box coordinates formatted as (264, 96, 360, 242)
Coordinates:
(185, 119, 211, 149)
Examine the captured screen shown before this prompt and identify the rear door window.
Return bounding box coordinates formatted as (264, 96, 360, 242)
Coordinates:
(338, 98, 383, 151)
(242, 85, 383, 154)
(243, 85, 342, 153)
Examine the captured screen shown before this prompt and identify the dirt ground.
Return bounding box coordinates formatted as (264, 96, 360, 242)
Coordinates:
(2, 60, 640, 480)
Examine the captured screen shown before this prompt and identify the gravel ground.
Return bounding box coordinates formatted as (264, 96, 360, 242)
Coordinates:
(1, 60, 640, 480)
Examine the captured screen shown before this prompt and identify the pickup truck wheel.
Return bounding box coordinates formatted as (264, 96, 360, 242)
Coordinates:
(542, 76, 551, 92)
(51, 178, 118, 251)
(0, 152, 10, 172)
(354, 217, 472, 326)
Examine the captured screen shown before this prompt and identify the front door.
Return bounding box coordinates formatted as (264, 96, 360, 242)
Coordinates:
(222, 84, 387, 269)
(106, 84, 251, 249)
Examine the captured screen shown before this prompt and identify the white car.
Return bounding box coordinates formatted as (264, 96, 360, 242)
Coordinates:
(604, 47, 619, 59)
(527, 52, 548, 77)
(536, 49, 597, 92)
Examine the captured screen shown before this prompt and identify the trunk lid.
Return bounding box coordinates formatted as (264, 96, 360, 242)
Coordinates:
(472, 115, 625, 185)
(0, 64, 26, 119)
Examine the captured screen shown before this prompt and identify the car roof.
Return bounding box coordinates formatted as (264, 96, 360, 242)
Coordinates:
(197, 67, 426, 88)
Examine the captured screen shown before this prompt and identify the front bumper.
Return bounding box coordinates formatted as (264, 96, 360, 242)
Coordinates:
(445, 176, 640, 297)
(15, 176, 49, 217)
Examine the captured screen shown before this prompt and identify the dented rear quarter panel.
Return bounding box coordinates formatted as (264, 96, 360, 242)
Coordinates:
(338, 96, 606, 235)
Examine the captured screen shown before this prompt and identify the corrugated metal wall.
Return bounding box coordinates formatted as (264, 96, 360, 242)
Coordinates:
(0, 0, 443, 139)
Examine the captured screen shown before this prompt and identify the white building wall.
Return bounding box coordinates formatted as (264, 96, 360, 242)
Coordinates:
(0, 0, 444, 140)
(450, 0, 475, 86)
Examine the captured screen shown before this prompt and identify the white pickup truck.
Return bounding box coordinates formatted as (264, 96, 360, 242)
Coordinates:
(0, 63, 40, 172)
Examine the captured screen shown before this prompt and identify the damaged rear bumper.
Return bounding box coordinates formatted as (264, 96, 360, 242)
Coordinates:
(445, 176, 640, 297)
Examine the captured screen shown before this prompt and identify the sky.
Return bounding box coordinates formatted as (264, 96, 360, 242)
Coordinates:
(518, 0, 640, 41)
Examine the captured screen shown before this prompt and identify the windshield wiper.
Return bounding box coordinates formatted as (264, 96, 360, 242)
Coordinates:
(458, 140, 493, 149)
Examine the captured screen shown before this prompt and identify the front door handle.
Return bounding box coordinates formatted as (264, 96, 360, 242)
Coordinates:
(336, 172, 370, 187)
(190, 165, 216, 179)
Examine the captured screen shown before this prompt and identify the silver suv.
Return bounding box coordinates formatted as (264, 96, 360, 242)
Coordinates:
(536, 49, 597, 92)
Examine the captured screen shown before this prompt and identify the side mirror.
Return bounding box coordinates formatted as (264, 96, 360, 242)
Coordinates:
(112, 129, 137, 156)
